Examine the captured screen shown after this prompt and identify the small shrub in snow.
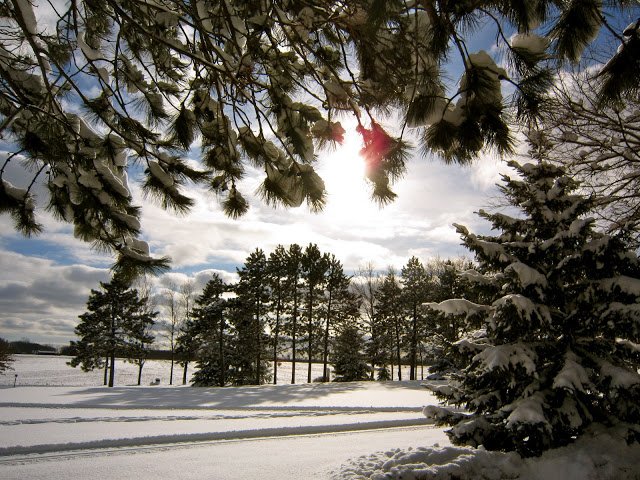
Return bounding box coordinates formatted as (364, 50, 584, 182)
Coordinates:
(425, 158, 640, 457)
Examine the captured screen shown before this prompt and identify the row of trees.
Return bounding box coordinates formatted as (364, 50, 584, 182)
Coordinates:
(70, 242, 483, 387)
(177, 244, 486, 387)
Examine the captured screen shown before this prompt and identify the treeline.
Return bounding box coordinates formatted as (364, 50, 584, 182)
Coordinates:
(71, 242, 482, 387)
(167, 244, 483, 386)
(6, 339, 58, 355)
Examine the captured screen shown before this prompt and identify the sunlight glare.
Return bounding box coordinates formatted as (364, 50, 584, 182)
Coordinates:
(317, 129, 371, 215)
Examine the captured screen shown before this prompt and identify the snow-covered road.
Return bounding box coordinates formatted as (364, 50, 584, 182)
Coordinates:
(0, 426, 450, 480)
(0, 381, 447, 478)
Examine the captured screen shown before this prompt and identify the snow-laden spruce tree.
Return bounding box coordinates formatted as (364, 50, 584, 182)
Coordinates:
(1, 1, 636, 275)
(425, 144, 640, 457)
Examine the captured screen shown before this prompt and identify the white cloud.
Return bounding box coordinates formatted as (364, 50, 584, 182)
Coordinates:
(0, 251, 111, 345)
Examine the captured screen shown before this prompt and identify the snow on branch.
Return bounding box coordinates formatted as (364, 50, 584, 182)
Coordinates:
(492, 294, 551, 324)
(505, 392, 550, 429)
(505, 262, 548, 288)
(473, 343, 537, 375)
(599, 360, 640, 389)
(459, 269, 495, 285)
(424, 299, 490, 318)
(552, 351, 593, 393)
(599, 276, 640, 297)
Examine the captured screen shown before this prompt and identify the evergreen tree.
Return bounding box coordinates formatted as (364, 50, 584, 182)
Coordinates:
(301, 244, 329, 383)
(70, 273, 155, 387)
(228, 297, 272, 386)
(400, 256, 431, 380)
(284, 244, 303, 384)
(425, 156, 640, 457)
(129, 275, 157, 385)
(175, 309, 199, 386)
(375, 269, 405, 380)
(235, 249, 270, 385)
(127, 301, 157, 386)
(321, 255, 360, 382)
(267, 245, 288, 385)
(3, 1, 635, 272)
(428, 258, 485, 374)
(332, 323, 370, 382)
(190, 274, 232, 387)
(0, 337, 14, 374)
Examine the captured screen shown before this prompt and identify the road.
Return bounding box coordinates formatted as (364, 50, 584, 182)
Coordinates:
(0, 425, 449, 480)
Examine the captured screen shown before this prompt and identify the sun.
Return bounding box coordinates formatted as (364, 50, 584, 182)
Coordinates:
(316, 129, 370, 208)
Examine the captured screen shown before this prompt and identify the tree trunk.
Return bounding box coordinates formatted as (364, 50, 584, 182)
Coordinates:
(108, 306, 116, 387)
(395, 318, 402, 381)
(291, 287, 298, 384)
(410, 305, 417, 381)
(108, 350, 115, 387)
(307, 283, 314, 384)
(182, 361, 189, 385)
(273, 294, 281, 385)
(322, 289, 333, 382)
(219, 314, 225, 387)
(137, 361, 143, 386)
(103, 356, 109, 386)
(169, 352, 174, 386)
(255, 301, 262, 385)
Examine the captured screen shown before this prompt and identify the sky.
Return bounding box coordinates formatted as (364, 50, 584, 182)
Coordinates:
(8, 2, 634, 347)
(0, 118, 511, 346)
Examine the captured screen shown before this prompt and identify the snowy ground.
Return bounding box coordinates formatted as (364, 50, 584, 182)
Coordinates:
(1, 354, 417, 387)
(1, 356, 640, 479)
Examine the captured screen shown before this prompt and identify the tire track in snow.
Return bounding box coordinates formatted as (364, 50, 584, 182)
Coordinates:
(0, 418, 434, 459)
(0, 408, 407, 426)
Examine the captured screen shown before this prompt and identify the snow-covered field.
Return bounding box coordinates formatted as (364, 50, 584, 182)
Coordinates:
(1, 355, 416, 387)
(1, 356, 639, 479)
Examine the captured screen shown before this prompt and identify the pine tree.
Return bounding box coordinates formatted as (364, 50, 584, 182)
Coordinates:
(428, 258, 486, 375)
(332, 323, 370, 382)
(228, 298, 272, 386)
(284, 244, 303, 384)
(267, 245, 288, 385)
(301, 244, 329, 383)
(375, 269, 405, 381)
(400, 256, 432, 380)
(235, 249, 270, 385)
(425, 155, 640, 457)
(176, 281, 196, 385)
(3, 1, 634, 272)
(175, 315, 198, 385)
(0, 337, 14, 374)
(70, 273, 156, 387)
(321, 255, 360, 382)
(190, 274, 232, 387)
(127, 302, 157, 386)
